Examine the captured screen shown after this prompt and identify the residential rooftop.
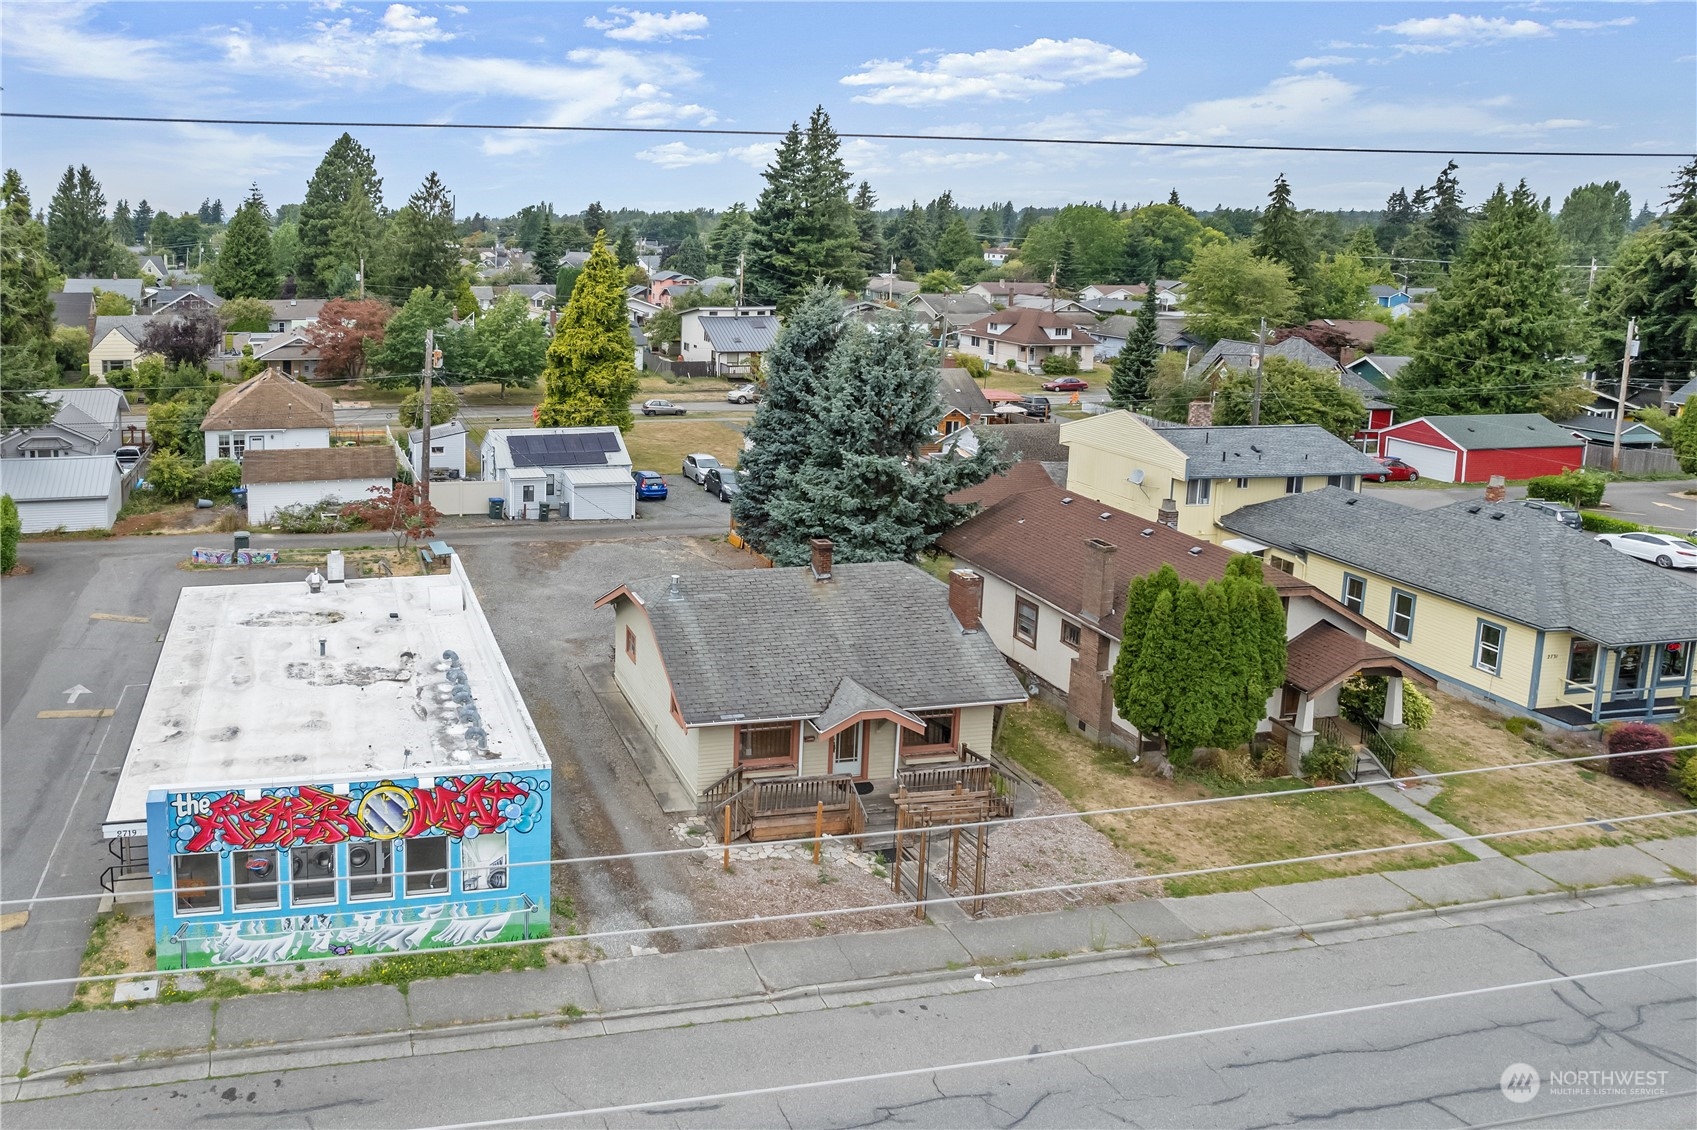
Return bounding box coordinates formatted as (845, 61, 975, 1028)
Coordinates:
(1064, 413, 1383, 481)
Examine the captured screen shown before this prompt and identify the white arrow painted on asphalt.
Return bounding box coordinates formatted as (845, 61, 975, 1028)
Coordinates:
(62, 685, 91, 705)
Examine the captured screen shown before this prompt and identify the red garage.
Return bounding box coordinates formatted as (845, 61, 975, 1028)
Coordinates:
(1378, 414, 1585, 483)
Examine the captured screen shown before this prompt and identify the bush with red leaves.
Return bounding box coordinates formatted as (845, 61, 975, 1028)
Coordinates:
(1604, 722, 1673, 789)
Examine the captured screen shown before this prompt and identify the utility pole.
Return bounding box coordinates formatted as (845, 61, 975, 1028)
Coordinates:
(1049, 263, 1057, 313)
(358, 257, 365, 301)
(1611, 317, 1638, 473)
(1587, 257, 1597, 295)
(1250, 316, 1267, 426)
(737, 250, 745, 309)
(420, 328, 437, 505)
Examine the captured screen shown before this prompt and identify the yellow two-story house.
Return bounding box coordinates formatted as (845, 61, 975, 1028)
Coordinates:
(1218, 488, 1697, 727)
(1059, 412, 1385, 547)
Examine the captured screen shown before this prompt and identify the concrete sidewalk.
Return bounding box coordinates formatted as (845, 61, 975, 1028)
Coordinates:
(4, 836, 1692, 1101)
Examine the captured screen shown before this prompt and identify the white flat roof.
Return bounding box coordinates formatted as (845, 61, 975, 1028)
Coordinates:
(104, 561, 549, 835)
(565, 466, 637, 486)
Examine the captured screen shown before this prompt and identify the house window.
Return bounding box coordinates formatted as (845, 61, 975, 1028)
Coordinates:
(1060, 621, 1082, 649)
(1567, 641, 1598, 685)
(1268, 556, 1296, 575)
(735, 720, 798, 767)
(460, 833, 508, 892)
(347, 840, 394, 900)
(217, 435, 246, 460)
(625, 626, 637, 662)
(1327, 475, 1358, 490)
(969, 336, 980, 347)
(1235, 477, 1249, 489)
(102, 359, 131, 374)
(404, 837, 449, 896)
(904, 710, 958, 755)
(291, 846, 338, 905)
(173, 854, 222, 915)
(986, 342, 995, 356)
(1014, 597, 1039, 646)
(232, 849, 280, 910)
(1185, 478, 1212, 506)
(1661, 643, 1689, 680)
(1388, 590, 1416, 640)
(1341, 574, 1366, 614)
(22, 446, 66, 458)
(942, 418, 962, 436)
(1285, 476, 1305, 494)
(1474, 621, 1505, 675)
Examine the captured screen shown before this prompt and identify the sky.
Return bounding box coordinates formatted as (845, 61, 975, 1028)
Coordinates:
(1, 2, 1692, 223)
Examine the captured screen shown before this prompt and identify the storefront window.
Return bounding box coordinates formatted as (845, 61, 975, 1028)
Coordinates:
(233, 849, 279, 910)
(405, 838, 450, 896)
(1661, 643, 1688, 680)
(174, 854, 222, 915)
(1567, 641, 1597, 685)
(461, 833, 509, 892)
(347, 840, 394, 900)
(291, 846, 338, 905)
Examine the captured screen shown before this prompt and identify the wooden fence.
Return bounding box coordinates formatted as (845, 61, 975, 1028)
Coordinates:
(646, 355, 714, 379)
(1582, 445, 1682, 475)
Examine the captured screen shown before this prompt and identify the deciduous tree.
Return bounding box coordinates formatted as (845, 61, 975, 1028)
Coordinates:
(219, 296, 274, 333)
(304, 297, 393, 381)
(400, 386, 459, 428)
(365, 287, 452, 387)
(449, 292, 546, 399)
(341, 483, 439, 552)
(1557, 181, 1633, 267)
(1183, 241, 1300, 344)
(536, 233, 638, 430)
(139, 305, 221, 370)
(1213, 356, 1367, 438)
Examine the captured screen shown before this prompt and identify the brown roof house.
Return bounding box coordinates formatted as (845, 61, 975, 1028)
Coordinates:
(200, 368, 336, 464)
(957, 307, 1096, 375)
(938, 476, 1427, 770)
(241, 446, 396, 524)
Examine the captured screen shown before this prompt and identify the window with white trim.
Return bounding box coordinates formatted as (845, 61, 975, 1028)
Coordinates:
(1474, 621, 1505, 675)
(1014, 597, 1039, 646)
(1185, 478, 1212, 505)
(1388, 590, 1416, 640)
(1341, 574, 1366, 614)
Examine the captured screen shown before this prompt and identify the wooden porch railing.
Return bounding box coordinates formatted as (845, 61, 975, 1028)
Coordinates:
(698, 766, 745, 817)
(749, 775, 855, 815)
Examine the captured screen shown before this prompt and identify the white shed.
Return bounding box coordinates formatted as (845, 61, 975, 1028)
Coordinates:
(563, 466, 638, 520)
(241, 447, 396, 523)
(480, 427, 635, 522)
(0, 455, 123, 533)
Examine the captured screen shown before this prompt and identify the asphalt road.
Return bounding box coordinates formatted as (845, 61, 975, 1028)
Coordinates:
(5, 892, 1692, 1128)
(1366, 479, 1697, 530)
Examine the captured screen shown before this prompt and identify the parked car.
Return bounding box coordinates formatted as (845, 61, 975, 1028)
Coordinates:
(1017, 395, 1052, 421)
(632, 470, 668, 500)
(1367, 457, 1418, 483)
(1517, 498, 1581, 529)
(1595, 531, 1697, 569)
(681, 453, 720, 484)
(704, 467, 740, 502)
(641, 399, 687, 416)
(1040, 375, 1089, 393)
(726, 384, 760, 404)
(114, 446, 142, 469)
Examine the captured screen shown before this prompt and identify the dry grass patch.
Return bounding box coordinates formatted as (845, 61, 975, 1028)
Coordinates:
(1413, 695, 1697, 856)
(995, 702, 1469, 897)
(624, 418, 745, 475)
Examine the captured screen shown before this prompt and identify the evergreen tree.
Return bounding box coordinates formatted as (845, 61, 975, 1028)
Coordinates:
(1111, 565, 1183, 707)
(1395, 181, 1582, 416)
(583, 201, 608, 240)
(1253, 174, 1316, 313)
(1167, 189, 1183, 207)
(1106, 278, 1161, 408)
(215, 184, 276, 300)
(1557, 181, 1633, 266)
(198, 198, 214, 224)
(297, 133, 383, 296)
(111, 200, 134, 246)
(733, 283, 849, 553)
(885, 203, 932, 275)
(852, 181, 886, 275)
(46, 165, 119, 277)
(1423, 160, 1469, 264)
(536, 232, 638, 430)
(663, 234, 710, 278)
(328, 185, 382, 296)
(935, 215, 981, 272)
(381, 172, 457, 296)
(613, 225, 638, 268)
(133, 199, 154, 242)
(1054, 234, 1080, 289)
(1590, 160, 1697, 400)
(365, 287, 452, 386)
(530, 221, 560, 276)
(745, 106, 861, 307)
(1, 170, 58, 428)
(760, 311, 1003, 563)
(1119, 590, 1178, 746)
(708, 202, 753, 276)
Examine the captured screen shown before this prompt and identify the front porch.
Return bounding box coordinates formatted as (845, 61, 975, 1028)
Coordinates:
(1536, 639, 1693, 728)
(1271, 621, 1436, 774)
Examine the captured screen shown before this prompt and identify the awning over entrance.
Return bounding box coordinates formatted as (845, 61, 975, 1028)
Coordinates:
(812, 676, 926, 741)
(1283, 621, 1434, 697)
(1221, 537, 1269, 554)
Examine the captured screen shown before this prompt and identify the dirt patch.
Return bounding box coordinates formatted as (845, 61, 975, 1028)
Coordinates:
(113, 502, 235, 537)
(2, 563, 34, 577)
(689, 851, 917, 945)
(975, 783, 1151, 915)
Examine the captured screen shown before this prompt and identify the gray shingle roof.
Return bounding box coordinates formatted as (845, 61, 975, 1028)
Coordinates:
(1090, 315, 1137, 341)
(1413, 414, 1585, 451)
(1339, 368, 1393, 410)
(699, 314, 779, 353)
(612, 563, 1027, 726)
(1667, 377, 1697, 408)
(1197, 337, 1339, 375)
(1217, 487, 1697, 646)
(1149, 423, 1385, 480)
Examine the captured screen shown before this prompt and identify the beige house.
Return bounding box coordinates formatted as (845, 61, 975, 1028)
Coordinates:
(1060, 412, 1383, 546)
(200, 368, 335, 463)
(957, 307, 1095, 374)
(88, 315, 156, 376)
(595, 541, 1027, 804)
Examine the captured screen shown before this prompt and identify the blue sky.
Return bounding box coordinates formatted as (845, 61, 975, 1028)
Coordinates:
(2, 2, 1691, 221)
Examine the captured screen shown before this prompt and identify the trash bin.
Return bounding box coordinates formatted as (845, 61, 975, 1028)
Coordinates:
(539, 502, 550, 522)
(488, 497, 504, 520)
(231, 486, 248, 509)
(233, 531, 250, 551)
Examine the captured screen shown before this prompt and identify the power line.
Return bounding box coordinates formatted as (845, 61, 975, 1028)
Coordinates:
(3, 111, 1690, 159)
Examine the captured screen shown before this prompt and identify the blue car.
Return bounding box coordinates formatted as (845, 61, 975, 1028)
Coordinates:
(632, 470, 669, 500)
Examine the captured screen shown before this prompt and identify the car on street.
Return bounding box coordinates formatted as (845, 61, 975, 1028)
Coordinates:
(1367, 457, 1419, 483)
(1040, 375, 1089, 393)
(681, 453, 720, 484)
(1595, 531, 1697, 569)
(1017, 395, 1052, 421)
(632, 470, 668, 500)
(1517, 498, 1582, 529)
(114, 445, 142, 469)
(641, 399, 687, 416)
(704, 467, 740, 502)
(726, 383, 760, 404)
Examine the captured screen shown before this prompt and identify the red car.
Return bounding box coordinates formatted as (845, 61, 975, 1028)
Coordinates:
(1368, 457, 1419, 483)
(1041, 376, 1089, 392)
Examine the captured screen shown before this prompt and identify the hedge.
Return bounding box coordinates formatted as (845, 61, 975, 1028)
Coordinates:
(1527, 468, 1606, 509)
(1581, 512, 1644, 534)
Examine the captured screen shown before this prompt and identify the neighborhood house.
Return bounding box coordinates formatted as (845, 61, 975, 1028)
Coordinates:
(200, 369, 336, 463)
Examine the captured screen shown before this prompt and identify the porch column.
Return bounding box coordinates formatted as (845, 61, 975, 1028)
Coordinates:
(1285, 693, 1317, 775)
(1592, 648, 1610, 722)
(1381, 675, 1407, 733)
(1646, 645, 1662, 719)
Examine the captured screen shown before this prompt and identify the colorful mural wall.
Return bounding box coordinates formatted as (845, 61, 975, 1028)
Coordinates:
(146, 773, 551, 970)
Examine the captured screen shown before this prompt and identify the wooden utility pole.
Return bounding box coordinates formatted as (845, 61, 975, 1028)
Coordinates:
(1611, 317, 1638, 473)
(358, 257, 365, 301)
(420, 328, 435, 504)
(1250, 316, 1267, 425)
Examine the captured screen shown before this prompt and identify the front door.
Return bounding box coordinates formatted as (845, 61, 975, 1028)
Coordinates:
(1612, 646, 1648, 704)
(831, 723, 865, 779)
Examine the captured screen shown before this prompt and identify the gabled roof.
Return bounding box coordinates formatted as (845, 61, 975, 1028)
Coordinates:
(1303, 319, 1391, 347)
(961, 306, 1088, 347)
(409, 417, 468, 448)
(92, 315, 156, 347)
(1399, 413, 1585, 451)
(241, 446, 395, 486)
(1554, 417, 1662, 446)
(49, 291, 95, 329)
(1345, 354, 1410, 385)
(971, 281, 1050, 298)
(1064, 413, 1381, 480)
(948, 458, 1058, 508)
(264, 298, 329, 322)
(1284, 621, 1431, 695)
(150, 287, 223, 311)
(1090, 314, 1137, 341)
(597, 563, 1027, 726)
(911, 293, 996, 322)
(699, 314, 779, 353)
(0, 454, 120, 502)
(1217, 487, 1697, 646)
(937, 371, 991, 419)
(63, 278, 144, 302)
(1196, 336, 1339, 375)
(201, 368, 336, 432)
(1664, 377, 1697, 409)
(252, 333, 320, 361)
(43, 387, 128, 430)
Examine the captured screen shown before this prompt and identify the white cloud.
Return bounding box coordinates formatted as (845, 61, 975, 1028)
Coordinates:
(898, 148, 1008, 169)
(1381, 14, 1553, 43)
(726, 143, 779, 169)
(634, 142, 721, 168)
(1551, 17, 1636, 30)
(1531, 117, 1590, 129)
(1, 2, 172, 81)
(445, 4, 469, 13)
(841, 38, 1143, 105)
(624, 100, 717, 126)
(1291, 55, 1355, 69)
(584, 8, 708, 42)
(379, 4, 452, 46)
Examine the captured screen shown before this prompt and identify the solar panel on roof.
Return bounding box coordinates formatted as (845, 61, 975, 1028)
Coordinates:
(506, 432, 611, 468)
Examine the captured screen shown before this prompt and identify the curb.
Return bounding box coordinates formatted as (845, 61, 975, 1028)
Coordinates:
(8, 877, 1690, 1097)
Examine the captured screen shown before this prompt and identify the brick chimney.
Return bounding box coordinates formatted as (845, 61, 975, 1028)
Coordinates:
(948, 568, 983, 632)
(809, 538, 833, 581)
(1187, 398, 1214, 427)
(1485, 474, 1507, 504)
(1157, 498, 1179, 527)
(1081, 538, 1118, 623)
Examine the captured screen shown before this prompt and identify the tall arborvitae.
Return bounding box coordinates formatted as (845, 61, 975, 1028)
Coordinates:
(215, 184, 276, 300)
(297, 133, 383, 296)
(1, 170, 58, 427)
(535, 233, 637, 430)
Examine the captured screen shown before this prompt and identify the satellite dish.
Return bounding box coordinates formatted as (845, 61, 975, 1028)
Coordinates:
(1128, 469, 1145, 485)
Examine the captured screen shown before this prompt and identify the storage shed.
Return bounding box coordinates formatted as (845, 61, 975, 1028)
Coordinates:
(242, 446, 397, 522)
(0, 455, 123, 533)
(1377, 414, 1585, 483)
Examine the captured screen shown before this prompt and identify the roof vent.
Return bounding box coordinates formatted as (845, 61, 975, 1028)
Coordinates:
(1466, 505, 1482, 514)
(1489, 510, 1506, 520)
(1099, 512, 1111, 520)
(1250, 445, 1262, 453)
(1188, 546, 1204, 556)
(1140, 528, 1154, 537)
(1061, 496, 1073, 505)
(1345, 497, 1359, 506)
(668, 574, 681, 599)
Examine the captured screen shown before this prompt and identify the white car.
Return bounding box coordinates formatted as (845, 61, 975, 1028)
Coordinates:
(1595, 531, 1697, 569)
(681, 453, 720, 484)
(726, 384, 760, 404)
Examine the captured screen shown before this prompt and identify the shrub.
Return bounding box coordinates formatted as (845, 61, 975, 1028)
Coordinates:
(954, 353, 987, 381)
(1040, 353, 1080, 376)
(1367, 728, 1423, 776)
(1338, 676, 1433, 731)
(1254, 742, 1289, 779)
(1004, 358, 1018, 370)
(1527, 468, 1606, 509)
(1604, 721, 1673, 789)
(1680, 756, 1697, 803)
(268, 498, 363, 534)
(1503, 716, 1543, 736)
(0, 495, 19, 573)
(1301, 740, 1353, 783)
(145, 451, 197, 501)
(1580, 512, 1644, 534)
(196, 459, 243, 497)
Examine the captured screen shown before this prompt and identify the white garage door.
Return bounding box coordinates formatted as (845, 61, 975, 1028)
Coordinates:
(1381, 438, 1458, 482)
(569, 483, 635, 521)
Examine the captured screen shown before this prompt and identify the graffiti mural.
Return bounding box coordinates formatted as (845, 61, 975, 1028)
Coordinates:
(167, 774, 548, 853)
(191, 547, 280, 565)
